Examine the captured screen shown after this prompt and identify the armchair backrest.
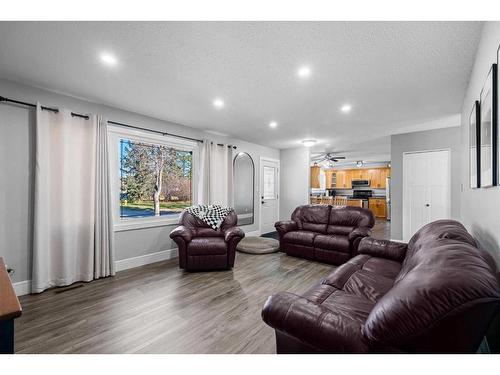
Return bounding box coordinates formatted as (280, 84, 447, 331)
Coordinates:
(178, 209, 238, 231)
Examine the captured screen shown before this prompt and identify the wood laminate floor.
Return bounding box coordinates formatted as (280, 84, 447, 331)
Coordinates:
(15, 252, 332, 353)
(15, 220, 391, 354)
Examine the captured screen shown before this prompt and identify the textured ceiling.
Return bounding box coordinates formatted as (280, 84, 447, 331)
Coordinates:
(0, 21, 482, 159)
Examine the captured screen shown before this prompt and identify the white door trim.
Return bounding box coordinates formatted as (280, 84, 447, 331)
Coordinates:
(259, 157, 280, 235)
(403, 148, 451, 241)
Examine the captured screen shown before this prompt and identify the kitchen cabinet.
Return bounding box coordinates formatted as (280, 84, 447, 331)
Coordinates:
(335, 170, 351, 188)
(310, 166, 320, 188)
(351, 169, 369, 180)
(368, 169, 381, 188)
(379, 168, 390, 188)
(367, 168, 390, 188)
(346, 199, 363, 208)
(369, 198, 387, 219)
(323, 167, 391, 190)
(325, 170, 334, 188)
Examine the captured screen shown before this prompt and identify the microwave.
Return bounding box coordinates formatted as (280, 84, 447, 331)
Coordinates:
(351, 179, 370, 188)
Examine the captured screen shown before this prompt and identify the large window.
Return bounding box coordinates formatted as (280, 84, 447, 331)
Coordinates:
(109, 126, 197, 230)
(119, 139, 192, 218)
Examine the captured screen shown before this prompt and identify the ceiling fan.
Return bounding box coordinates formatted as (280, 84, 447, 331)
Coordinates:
(311, 152, 346, 164)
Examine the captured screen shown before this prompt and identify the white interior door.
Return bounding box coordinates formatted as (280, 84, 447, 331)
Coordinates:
(403, 150, 450, 241)
(260, 158, 280, 234)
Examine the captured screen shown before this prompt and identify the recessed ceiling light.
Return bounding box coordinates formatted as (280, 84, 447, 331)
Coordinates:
(100, 52, 118, 66)
(341, 104, 352, 113)
(269, 121, 278, 128)
(302, 139, 317, 147)
(213, 98, 225, 109)
(297, 66, 311, 78)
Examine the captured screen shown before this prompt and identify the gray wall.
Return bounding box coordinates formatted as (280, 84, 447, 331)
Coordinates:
(0, 78, 279, 283)
(459, 21, 500, 266)
(280, 147, 310, 220)
(390, 126, 462, 240)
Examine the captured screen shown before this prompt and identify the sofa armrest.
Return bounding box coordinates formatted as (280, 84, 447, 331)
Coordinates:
(275, 220, 297, 236)
(358, 237, 408, 262)
(169, 225, 193, 243)
(262, 292, 370, 353)
(348, 227, 372, 242)
(224, 226, 245, 243)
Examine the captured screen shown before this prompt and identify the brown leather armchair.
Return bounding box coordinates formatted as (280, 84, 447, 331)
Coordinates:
(170, 209, 245, 271)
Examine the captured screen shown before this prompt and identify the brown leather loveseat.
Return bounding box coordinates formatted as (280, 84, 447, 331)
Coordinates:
(275, 205, 375, 265)
(170, 210, 245, 271)
(262, 220, 500, 353)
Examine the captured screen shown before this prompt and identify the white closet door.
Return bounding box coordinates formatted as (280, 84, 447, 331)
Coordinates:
(403, 150, 450, 241)
(427, 150, 451, 222)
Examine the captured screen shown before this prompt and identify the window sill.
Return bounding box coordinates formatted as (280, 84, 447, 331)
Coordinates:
(114, 217, 179, 232)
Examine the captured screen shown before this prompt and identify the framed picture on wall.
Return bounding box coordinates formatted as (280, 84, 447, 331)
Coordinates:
(469, 101, 480, 188)
(497, 46, 500, 185)
(479, 63, 497, 187)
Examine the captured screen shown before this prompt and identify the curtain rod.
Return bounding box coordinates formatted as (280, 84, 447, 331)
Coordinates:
(0, 95, 90, 119)
(0, 95, 236, 149)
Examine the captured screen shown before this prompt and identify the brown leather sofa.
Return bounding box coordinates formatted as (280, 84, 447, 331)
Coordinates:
(275, 205, 375, 265)
(170, 210, 245, 271)
(262, 220, 500, 353)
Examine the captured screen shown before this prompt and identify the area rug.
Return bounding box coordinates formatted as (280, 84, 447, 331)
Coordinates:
(236, 236, 280, 254)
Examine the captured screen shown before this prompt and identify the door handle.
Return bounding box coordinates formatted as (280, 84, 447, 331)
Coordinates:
(261, 201, 265, 205)
(425, 204, 430, 207)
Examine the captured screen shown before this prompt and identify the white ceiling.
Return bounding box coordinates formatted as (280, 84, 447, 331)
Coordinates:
(0, 22, 482, 159)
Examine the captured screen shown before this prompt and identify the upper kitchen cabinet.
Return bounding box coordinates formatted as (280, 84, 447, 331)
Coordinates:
(335, 170, 352, 188)
(351, 169, 369, 180)
(368, 167, 390, 188)
(379, 168, 390, 187)
(325, 170, 333, 188)
(368, 169, 381, 188)
(310, 165, 320, 188)
(312, 166, 390, 189)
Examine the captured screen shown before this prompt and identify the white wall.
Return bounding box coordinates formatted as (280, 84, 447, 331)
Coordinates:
(459, 21, 500, 266)
(279, 147, 310, 220)
(0, 78, 279, 284)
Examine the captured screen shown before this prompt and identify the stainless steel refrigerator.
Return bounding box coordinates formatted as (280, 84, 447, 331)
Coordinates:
(386, 176, 391, 221)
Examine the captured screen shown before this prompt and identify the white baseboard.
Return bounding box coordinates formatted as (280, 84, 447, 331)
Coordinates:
(245, 230, 261, 237)
(13, 280, 31, 297)
(12, 248, 179, 296)
(115, 248, 178, 272)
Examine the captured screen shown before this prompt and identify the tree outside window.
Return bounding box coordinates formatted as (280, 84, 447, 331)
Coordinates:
(119, 139, 192, 218)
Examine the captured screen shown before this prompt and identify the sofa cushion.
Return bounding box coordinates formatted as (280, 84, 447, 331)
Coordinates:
(342, 270, 395, 303)
(321, 289, 376, 324)
(362, 257, 402, 279)
(321, 255, 372, 289)
(194, 227, 224, 237)
(291, 205, 331, 234)
(326, 225, 353, 236)
(188, 237, 227, 255)
(327, 206, 374, 233)
(314, 234, 350, 253)
(283, 230, 318, 246)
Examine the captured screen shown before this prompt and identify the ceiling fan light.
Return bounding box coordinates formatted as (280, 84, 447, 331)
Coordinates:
(302, 139, 317, 147)
(356, 161, 363, 167)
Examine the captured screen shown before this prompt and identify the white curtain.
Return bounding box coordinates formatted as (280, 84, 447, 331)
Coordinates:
(94, 116, 115, 279)
(196, 140, 233, 206)
(32, 106, 114, 293)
